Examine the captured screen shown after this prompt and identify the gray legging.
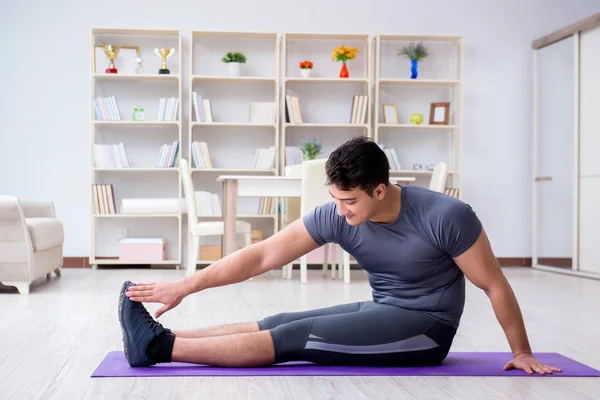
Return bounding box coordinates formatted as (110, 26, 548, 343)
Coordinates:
(257, 301, 457, 366)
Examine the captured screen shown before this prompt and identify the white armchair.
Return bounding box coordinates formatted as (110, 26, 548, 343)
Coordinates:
(0, 196, 64, 294)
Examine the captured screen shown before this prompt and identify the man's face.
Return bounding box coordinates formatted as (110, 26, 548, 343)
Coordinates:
(329, 184, 379, 226)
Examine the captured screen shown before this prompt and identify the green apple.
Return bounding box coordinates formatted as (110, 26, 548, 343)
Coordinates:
(409, 113, 423, 125)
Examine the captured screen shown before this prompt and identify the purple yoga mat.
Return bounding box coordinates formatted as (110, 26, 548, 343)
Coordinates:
(91, 351, 600, 377)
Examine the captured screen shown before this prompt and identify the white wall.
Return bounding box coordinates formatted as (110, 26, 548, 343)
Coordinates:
(1, 0, 599, 257)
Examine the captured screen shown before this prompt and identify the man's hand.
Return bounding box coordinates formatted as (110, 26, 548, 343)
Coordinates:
(126, 281, 186, 318)
(503, 353, 562, 375)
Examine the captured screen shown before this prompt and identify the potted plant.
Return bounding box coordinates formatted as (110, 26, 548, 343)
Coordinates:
(398, 42, 429, 79)
(300, 138, 322, 160)
(332, 44, 360, 78)
(221, 51, 247, 76)
(299, 60, 313, 78)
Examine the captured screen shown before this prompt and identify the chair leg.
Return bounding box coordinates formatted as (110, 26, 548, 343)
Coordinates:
(343, 250, 351, 284)
(338, 245, 343, 280)
(46, 273, 52, 280)
(337, 245, 343, 280)
(300, 255, 307, 284)
(187, 235, 201, 277)
(322, 244, 329, 278)
(54, 268, 61, 277)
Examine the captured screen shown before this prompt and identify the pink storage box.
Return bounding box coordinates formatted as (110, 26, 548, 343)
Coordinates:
(119, 238, 165, 262)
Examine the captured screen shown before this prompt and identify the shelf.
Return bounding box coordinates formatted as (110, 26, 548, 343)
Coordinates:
(378, 124, 459, 130)
(198, 214, 276, 219)
(91, 258, 180, 265)
(378, 34, 462, 42)
(92, 28, 179, 36)
(390, 169, 460, 175)
(193, 31, 277, 39)
(191, 122, 277, 128)
(192, 168, 276, 173)
(94, 213, 180, 218)
(93, 121, 179, 126)
(285, 77, 368, 84)
(285, 123, 368, 128)
(192, 75, 276, 83)
(378, 78, 459, 86)
(93, 168, 179, 172)
(93, 73, 180, 81)
(285, 33, 370, 41)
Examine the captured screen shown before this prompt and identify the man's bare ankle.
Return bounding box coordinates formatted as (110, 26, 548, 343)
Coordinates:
(171, 321, 260, 339)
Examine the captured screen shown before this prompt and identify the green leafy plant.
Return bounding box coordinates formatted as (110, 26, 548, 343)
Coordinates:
(300, 138, 322, 160)
(221, 51, 247, 63)
(398, 42, 429, 61)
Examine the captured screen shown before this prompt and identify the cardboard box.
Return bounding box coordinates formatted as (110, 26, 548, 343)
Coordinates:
(199, 244, 242, 261)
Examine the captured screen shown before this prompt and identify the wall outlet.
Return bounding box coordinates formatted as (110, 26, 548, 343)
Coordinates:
(117, 228, 128, 240)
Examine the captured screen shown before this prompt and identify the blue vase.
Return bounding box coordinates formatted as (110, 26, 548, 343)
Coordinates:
(410, 59, 418, 79)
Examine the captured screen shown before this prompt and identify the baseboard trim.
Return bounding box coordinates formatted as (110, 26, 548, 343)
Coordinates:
(63, 257, 533, 269)
(63, 257, 90, 268)
(497, 257, 532, 267)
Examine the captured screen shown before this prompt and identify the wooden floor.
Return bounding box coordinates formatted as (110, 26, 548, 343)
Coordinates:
(1, 266, 599, 399)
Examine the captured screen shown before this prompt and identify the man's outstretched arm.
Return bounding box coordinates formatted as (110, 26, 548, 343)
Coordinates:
(452, 228, 562, 375)
(126, 217, 321, 317)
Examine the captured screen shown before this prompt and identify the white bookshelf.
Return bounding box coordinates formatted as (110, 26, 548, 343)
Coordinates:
(280, 32, 372, 173)
(90, 28, 183, 267)
(374, 34, 464, 197)
(189, 30, 280, 262)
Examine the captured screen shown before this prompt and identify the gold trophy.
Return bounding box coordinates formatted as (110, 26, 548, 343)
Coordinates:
(154, 48, 175, 74)
(103, 45, 121, 73)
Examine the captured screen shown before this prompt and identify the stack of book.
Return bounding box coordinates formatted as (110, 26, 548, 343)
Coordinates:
(258, 197, 275, 215)
(191, 92, 213, 122)
(249, 102, 277, 124)
(444, 188, 460, 198)
(158, 97, 179, 121)
(284, 146, 303, 166)
(383, 147, 401, 170)
(195, 191, 222, 216)
(93, 143, 130, 168)
(191, 141, 213, 169)
(156, 140, 179, 168)
(92, 184, 116, 214)
(349, 95, 368, 124)
(252, 147, 277, 170)
(284, 95, 303, 123)
(93, 96, 121, 121)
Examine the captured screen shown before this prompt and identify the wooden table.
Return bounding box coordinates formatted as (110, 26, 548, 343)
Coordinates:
(217, 175, 416, 257)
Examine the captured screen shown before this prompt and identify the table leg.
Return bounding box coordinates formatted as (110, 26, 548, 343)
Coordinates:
(222, 179, 238, 256)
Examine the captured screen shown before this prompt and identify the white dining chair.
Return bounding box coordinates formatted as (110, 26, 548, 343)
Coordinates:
(429, 162, 449, 193)
(291, 158, 351, 284)
(180, 158, 252, 277)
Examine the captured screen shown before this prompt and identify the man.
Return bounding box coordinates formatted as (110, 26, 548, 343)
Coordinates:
(119, 136, 561, 375)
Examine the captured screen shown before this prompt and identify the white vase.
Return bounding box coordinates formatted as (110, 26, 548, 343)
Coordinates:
(227, 62, 241, 77)
(301, 68, 311, 78)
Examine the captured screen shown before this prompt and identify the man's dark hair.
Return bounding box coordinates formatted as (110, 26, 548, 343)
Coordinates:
(325, 136, 390, 196)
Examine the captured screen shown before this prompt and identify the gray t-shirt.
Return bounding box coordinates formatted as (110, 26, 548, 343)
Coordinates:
(303, 185, 482, 328)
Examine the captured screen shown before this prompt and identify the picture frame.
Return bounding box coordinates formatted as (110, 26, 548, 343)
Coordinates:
(429, 102, 450, 125)
(382, 104, 398, 124)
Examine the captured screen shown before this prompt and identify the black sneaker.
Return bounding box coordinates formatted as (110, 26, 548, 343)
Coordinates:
(118, 280, 169, 367)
